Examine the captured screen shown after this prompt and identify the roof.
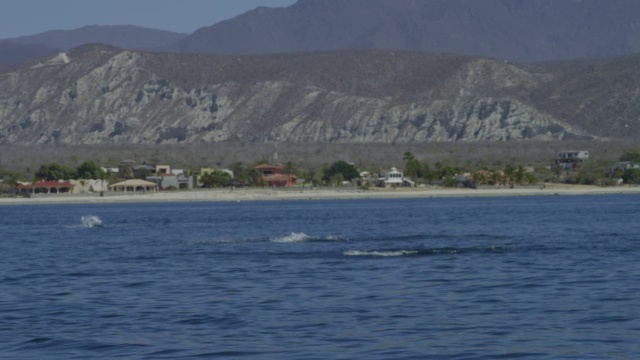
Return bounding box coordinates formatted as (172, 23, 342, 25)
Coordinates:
(17, 181, 75, 189)
(110, 179, 158, 187)
(255, 164, 284, 170)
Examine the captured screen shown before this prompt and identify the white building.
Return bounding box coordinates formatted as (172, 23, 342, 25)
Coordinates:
(555, 150, 589, 170)
(378, 167, 414, 187)
(68, 179, 110, 193)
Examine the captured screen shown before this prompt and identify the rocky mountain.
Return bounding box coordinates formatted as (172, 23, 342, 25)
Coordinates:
(169, 0, 640, 62)
(9, 25, 187, 50)
(0, 44, 638, 146)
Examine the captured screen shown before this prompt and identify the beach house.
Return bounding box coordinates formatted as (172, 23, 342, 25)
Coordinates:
(254, 164, 297, 187)
(554, 150, 589, 170)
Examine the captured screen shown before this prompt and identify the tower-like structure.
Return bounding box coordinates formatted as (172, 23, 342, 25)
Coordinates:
(273, 136, 280, 163)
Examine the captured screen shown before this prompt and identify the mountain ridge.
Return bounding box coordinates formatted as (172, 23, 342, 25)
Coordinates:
(168, 0, 640, 62)
(9, 25, 187, 50)
(5, 0, 640, 65)
(1, 45, 637, 146)
(0, 25, 187, 65)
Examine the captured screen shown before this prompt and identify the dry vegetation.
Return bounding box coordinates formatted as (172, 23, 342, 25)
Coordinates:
(0, 140, 631, 178)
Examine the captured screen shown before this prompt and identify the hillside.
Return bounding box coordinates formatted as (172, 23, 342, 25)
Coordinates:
(0, 45, 638, 146)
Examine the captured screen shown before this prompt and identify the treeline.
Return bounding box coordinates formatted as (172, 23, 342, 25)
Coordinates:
(0, 160, 104, 181)
(2, 146, 640, 193)
(199, 160, 361, 188)
(402, 151, 537, 188)
(0, 160, 105, 193)
(0, 139, 631, 173)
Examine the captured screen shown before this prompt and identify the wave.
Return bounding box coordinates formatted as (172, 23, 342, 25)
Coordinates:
(270, 232, 343, 243)
(81, 215, 104, 228)
(270, 232, 311, 243)
(185, 238, 265, 245)
(185, 233, 344, 245)
(343, 250, 419, 257)
(344, 245, 512, 257)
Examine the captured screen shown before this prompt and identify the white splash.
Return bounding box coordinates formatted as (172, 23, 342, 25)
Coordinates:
(81, 215, 103, 228)
(343, 250, 418, 257)
(270, 232, 312, 243)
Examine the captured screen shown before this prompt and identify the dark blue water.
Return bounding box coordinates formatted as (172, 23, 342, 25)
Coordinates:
(1, 196, 639, 359)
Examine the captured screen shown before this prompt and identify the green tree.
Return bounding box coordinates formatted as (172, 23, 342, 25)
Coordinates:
(230, 162, 249, 185)
(283, 161, 297, 176)
(489, 169, 502, 186)
(514, 165, 526, 185)
(329, 173, 345, 186)
(620, 148, 640, 163)
(104, 169, 118, 184)
(403, 151, 421, 180)
(248, 167, 263, 186)
(434, 161, 458, 180)
(423, 163, 435, 184)
(622, 168, 640, 184)
(471, 170, 489, 185)
(611, 167, 624, 179)
(0, 168, 24, 186)
(575, 161, 608, 185)
(323, 161, 359, 183)
(201, 170, 231, 188)
(441, 175, 458, 188)
(550, 164, 563, 182)
(0, 168, 25, 193)
(523, 172, 538, 185)
(76, 160, 105, 179)
(301, 169, 319, 187)
(503, 164, 516, 188)
(34, 162, 75, 181)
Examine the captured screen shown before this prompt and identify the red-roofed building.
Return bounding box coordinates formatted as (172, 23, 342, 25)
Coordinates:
(16, 181, 75, 194)
(254, 164, 297, 187)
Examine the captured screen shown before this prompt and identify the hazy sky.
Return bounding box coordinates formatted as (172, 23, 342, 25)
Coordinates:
(0, 0, 298, 38)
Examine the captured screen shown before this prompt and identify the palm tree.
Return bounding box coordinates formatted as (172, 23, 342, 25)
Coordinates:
(78, 179, 87, 194)
(503, 165, 516, 188)
(403, 151, 421, 180)
(403, 151, 416, 162)
(283, 161, 296, 176)
(302, 169, 316, 187)
(423, 163, 435, 184)
(248, 167, 263, 187)
(524, 172, 538, 185)
(514, 165, 526, 185)
(489, 170, 502, 187)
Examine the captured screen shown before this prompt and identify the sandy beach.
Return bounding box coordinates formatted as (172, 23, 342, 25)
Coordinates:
(1, 183, 640, 206)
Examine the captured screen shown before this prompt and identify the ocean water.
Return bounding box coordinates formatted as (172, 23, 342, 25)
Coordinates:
(1, 195, 639, 359)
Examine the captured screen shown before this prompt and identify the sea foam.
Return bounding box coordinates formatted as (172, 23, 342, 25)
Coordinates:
(81, 215, 104, 228)
(343, 250, 418, 257)
(270, 232, 312, 243)
(270, 233, 344, 243)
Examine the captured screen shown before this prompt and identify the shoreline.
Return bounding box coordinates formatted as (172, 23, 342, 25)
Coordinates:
(1, 184, 640, 206)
